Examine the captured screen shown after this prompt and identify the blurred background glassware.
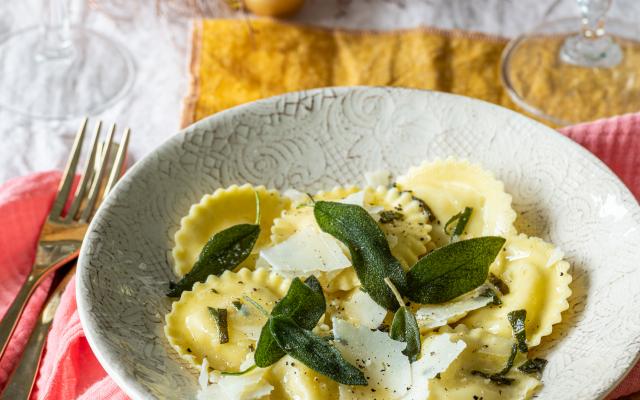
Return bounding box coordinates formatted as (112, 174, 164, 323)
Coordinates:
(0, 3, 13, 37)
(501, 0, 640, 126)
(0, 0, 135, 120)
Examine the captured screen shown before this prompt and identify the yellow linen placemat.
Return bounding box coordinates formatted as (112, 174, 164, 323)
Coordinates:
(182, 19, 640, 127)
(181, 19, 516, 127)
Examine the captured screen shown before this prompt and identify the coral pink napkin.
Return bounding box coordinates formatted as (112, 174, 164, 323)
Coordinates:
(0, 113, 639, 400)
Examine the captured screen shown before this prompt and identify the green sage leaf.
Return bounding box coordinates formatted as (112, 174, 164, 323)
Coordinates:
(498, 343, 518, 375)
(314, 201, 407, 311)
(167, 224, 260, 297)
(220, 364, 257, 376)
(255, 276, 326, 368)
(269, 316, 367, 386)
(406, 236, 506, 304)
(518, 358, 547, 376)
(444, 207, 473, 241)
(479, 287, 502, 306)
(390, 307, 421, 362)
(208, 307, 229, 344)
(471, 370, 515, 386)
(489, 272, 510, 295)
(508, 309, 528, 353)
(410, 194, 436, 223)
(379, 210, 404, 224)
(471, 343, 517, 386)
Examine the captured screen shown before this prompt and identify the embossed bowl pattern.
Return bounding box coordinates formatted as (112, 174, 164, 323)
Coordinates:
(77, 87, 640, 400)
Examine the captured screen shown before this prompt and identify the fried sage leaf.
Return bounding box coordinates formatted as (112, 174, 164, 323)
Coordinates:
(208, 307, 229, 344)
(167, 223, 260, 297)
(379, 210, 404, 224)
(471, 343, 517, 386)
(254, 276, 325, 367)
(489, 272, 510, 295)
(518, 358, 548, 376)
(314, 201, 407, 311)
(471, 370, 515, 386)
(390, 306, 421, 362)
(406, 236, 506, 304)
(220, 364, 257, 376)
(480, 287, 503, 306)
(269, 316, 367, 386)
(508, 309, 528, 353)
(444, 206, 473, 241)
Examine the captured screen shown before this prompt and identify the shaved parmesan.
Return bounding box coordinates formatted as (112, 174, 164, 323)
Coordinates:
(282, 188, 309, 204)
(402, 333, 466, 400)
(339, 191, 366, 207)
(365, 170, 392, 188)
(339, 190, 385, 215)
(333, 318, 410, 399)
(415, 286, 494, 330)
(546, 246, 564, 268)
(197, 364, 273, 400)
(259, 227, 350, 273)
(340, 289, 388, 329)
(199, 358, 210, 389)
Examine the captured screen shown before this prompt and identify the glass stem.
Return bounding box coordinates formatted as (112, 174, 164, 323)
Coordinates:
(39, 0, 74, 60)
(577, 0, 610, 39)
(560, 0, 622, 68)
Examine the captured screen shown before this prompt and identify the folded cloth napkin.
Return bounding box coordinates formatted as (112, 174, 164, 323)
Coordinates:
(0, 112, 639, 399)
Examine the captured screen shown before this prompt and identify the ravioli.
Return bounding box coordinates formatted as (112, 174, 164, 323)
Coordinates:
(411, 285, 494, 331)
(164, 161, 570, 400)
(461, 234, 572, 347)
(396, 158, 516, 247)
(164, 268, 290, 370)
(266, 356, 340, 400)
(270, 185, 432, 292)
(172, 184, 290, 277)
(428, 325, 541, 400)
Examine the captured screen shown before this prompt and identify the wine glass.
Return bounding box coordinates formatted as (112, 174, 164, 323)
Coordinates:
(501, 0, 640, 126)
(0, 0, 135, 120)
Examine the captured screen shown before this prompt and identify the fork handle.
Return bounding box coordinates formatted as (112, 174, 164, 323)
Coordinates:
(0, 314, 51, 400)
(0, 272, 47, 360)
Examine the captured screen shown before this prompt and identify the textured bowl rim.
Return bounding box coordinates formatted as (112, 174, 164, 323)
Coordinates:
(77, 86, 640, 400)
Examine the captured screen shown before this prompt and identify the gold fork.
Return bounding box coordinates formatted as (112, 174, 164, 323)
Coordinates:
(0, 119, 130, 360)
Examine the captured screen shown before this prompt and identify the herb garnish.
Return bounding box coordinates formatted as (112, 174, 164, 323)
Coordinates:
(254, 276, 326, 367)
(167, 224, 260, 297)
(406, 236, 506, 304)
(314, 201, 408, 311)
(385, 278, 420, 362)
(252, 275, 365, 385)
(378, 210, 404, 224)
(508, 310, 528, 353)
(208, 307, 229, 344)
(489, 273, 510, 295)
(167, 193, 262, 297)
(269, 315, 367, 385)
(518, 358, 547, 376)
(471, 370, 515, 386)
(479, 287, 502, 306)
(444, 207, 473, 242)
(220, 364, 257, 376)
(471, 343, 517, 386)
(410, 195, 436, 223)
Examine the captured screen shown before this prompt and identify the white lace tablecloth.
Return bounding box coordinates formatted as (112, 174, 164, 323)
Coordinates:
(0, 0, 638, 183)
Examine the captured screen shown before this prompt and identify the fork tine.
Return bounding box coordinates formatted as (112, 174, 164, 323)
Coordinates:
(104, 127, 130, 195)
(63, 121, 103, 222)
(49, 118, 88, 219)
(79, 123, 115, 222)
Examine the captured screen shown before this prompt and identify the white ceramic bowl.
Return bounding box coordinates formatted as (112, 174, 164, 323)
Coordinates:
(77, 87, 640, 400)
